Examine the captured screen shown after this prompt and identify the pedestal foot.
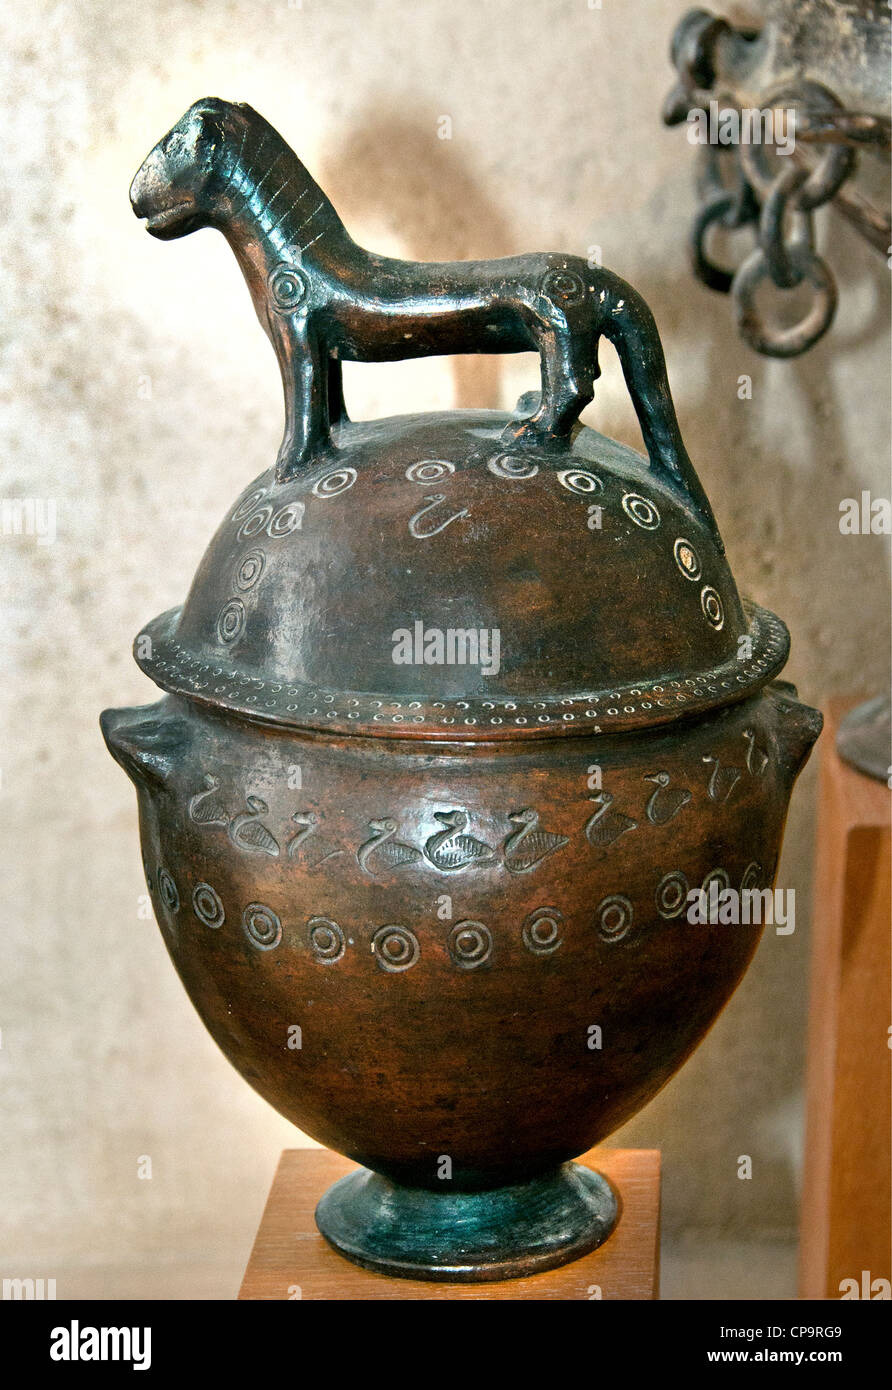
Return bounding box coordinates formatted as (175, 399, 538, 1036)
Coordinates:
(315, 1162, 619, 1282)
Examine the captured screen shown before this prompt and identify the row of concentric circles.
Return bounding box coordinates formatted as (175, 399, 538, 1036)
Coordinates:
(151, 863, 763, 967)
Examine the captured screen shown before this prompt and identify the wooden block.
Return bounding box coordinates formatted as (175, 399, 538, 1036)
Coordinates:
(799, 698, 891, 1299)
(239, 1147, 661, 1300)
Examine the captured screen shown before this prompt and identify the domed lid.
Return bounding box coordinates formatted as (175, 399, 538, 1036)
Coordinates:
(129, 98, 790, 740)
(135, 410, 788, 740)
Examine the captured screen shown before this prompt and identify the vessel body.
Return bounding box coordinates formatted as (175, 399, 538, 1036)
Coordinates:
(102, 97, 823, 1278)
(104, 677, 817, 1189)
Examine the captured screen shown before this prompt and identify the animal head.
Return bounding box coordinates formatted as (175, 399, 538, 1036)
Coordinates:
(508, 808, 537, 826)
(130, 97, 249, 238)
(434, 810, 466, 831)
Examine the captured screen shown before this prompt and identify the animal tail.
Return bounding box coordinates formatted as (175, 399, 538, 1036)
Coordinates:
(597, 273, 724, 552)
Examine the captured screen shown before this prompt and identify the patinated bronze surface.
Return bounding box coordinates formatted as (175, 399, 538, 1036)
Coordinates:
(128, 98, 717, 539)
(103, 99, 822, 1281)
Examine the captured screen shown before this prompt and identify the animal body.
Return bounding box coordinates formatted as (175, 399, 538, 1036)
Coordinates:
(424, 811, 496, 873)
(584, 792, 638, 847)
(357, 818, 422, 875)
(643, 771, 692, 824)
(286, 811, 319, 858)
(129, 98, 720, 545)
(228, 795, 280, 856)
(742, 727, 769, 775)
(502, 809, 569, 873)
(188, 774, 228, 826)
(702, 755, 743, 803)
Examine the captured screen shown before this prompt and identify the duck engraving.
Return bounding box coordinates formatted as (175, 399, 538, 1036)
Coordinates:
(742, 728, 769, 775)
(644, 772, 692, 825)
(357, 818, 422, 876)
(502, 809, 569, 873)
(584, 792, 638, 847)
(424, 811, 496, 873)
(188, 774, 229, 827)
(228, 795, 280, 856)
(702, 755, 743, 803)
(286, 811, 319, 858)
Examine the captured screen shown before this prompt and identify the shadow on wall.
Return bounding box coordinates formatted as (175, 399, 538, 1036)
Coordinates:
(319, 104, 520, 413)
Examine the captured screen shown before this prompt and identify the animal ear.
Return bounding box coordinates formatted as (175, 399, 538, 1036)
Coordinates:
(196, 108, 226, 151)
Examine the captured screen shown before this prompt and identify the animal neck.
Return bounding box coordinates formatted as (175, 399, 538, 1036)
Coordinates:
(209, 106, 350, 292)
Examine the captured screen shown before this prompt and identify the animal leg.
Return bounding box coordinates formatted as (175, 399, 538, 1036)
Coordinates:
(595, 275, 723, 548)
(275, 319, 330, 481)
(500, 327, 594, 448)
(327, 356, 349, 427)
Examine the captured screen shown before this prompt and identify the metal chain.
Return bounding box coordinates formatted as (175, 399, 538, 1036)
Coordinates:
(686, 81, 858, 356)
(665, 8, 883, 357)
(733, 244, 838, 358)
(757, 164, 815, 290)
(690, 142, 760, 294)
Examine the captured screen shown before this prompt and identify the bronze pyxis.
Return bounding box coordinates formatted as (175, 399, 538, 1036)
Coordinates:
(102, 99, 821, 1281)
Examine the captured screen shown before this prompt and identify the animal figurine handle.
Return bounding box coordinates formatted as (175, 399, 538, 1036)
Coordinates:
(130, 98, 721, 545)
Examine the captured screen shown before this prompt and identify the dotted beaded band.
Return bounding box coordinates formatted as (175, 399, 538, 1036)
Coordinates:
(136, 601, 789, 739)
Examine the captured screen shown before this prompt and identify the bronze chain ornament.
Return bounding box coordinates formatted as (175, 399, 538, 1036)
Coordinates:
(664, 1, 891, 356)
(102, 98, 822, 1280)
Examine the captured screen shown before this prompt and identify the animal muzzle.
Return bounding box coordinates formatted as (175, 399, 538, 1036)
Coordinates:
(129, 146, 163, 219)
(129, 142, 195, 236)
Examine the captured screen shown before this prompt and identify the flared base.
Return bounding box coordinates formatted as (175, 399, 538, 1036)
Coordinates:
(314, 1162, 619, 1282)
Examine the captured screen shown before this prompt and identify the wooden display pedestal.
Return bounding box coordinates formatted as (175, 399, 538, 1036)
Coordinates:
(799, 698, 891, 1299)
(239, 1147, 661, 1300)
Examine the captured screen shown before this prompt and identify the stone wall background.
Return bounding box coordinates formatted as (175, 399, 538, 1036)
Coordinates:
(1, 0, 888, 1296)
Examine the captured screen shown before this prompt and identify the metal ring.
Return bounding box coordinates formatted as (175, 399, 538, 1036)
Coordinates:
(737, 138, 776, 203)
(696, 143, 735, 207)
(739, 83, 857, 209)
(772, 80, 857, 211)
(691, 193, 743, 293)
(794, 139, 857, 212)
(669, 9, 731, 91)
(759, 165, 814, 289)
(696, 142, 759, 231)
(732, 246, 838, 358)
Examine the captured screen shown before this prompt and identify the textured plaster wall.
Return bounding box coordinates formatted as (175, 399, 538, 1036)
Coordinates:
(1, 0, 889, 1295)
